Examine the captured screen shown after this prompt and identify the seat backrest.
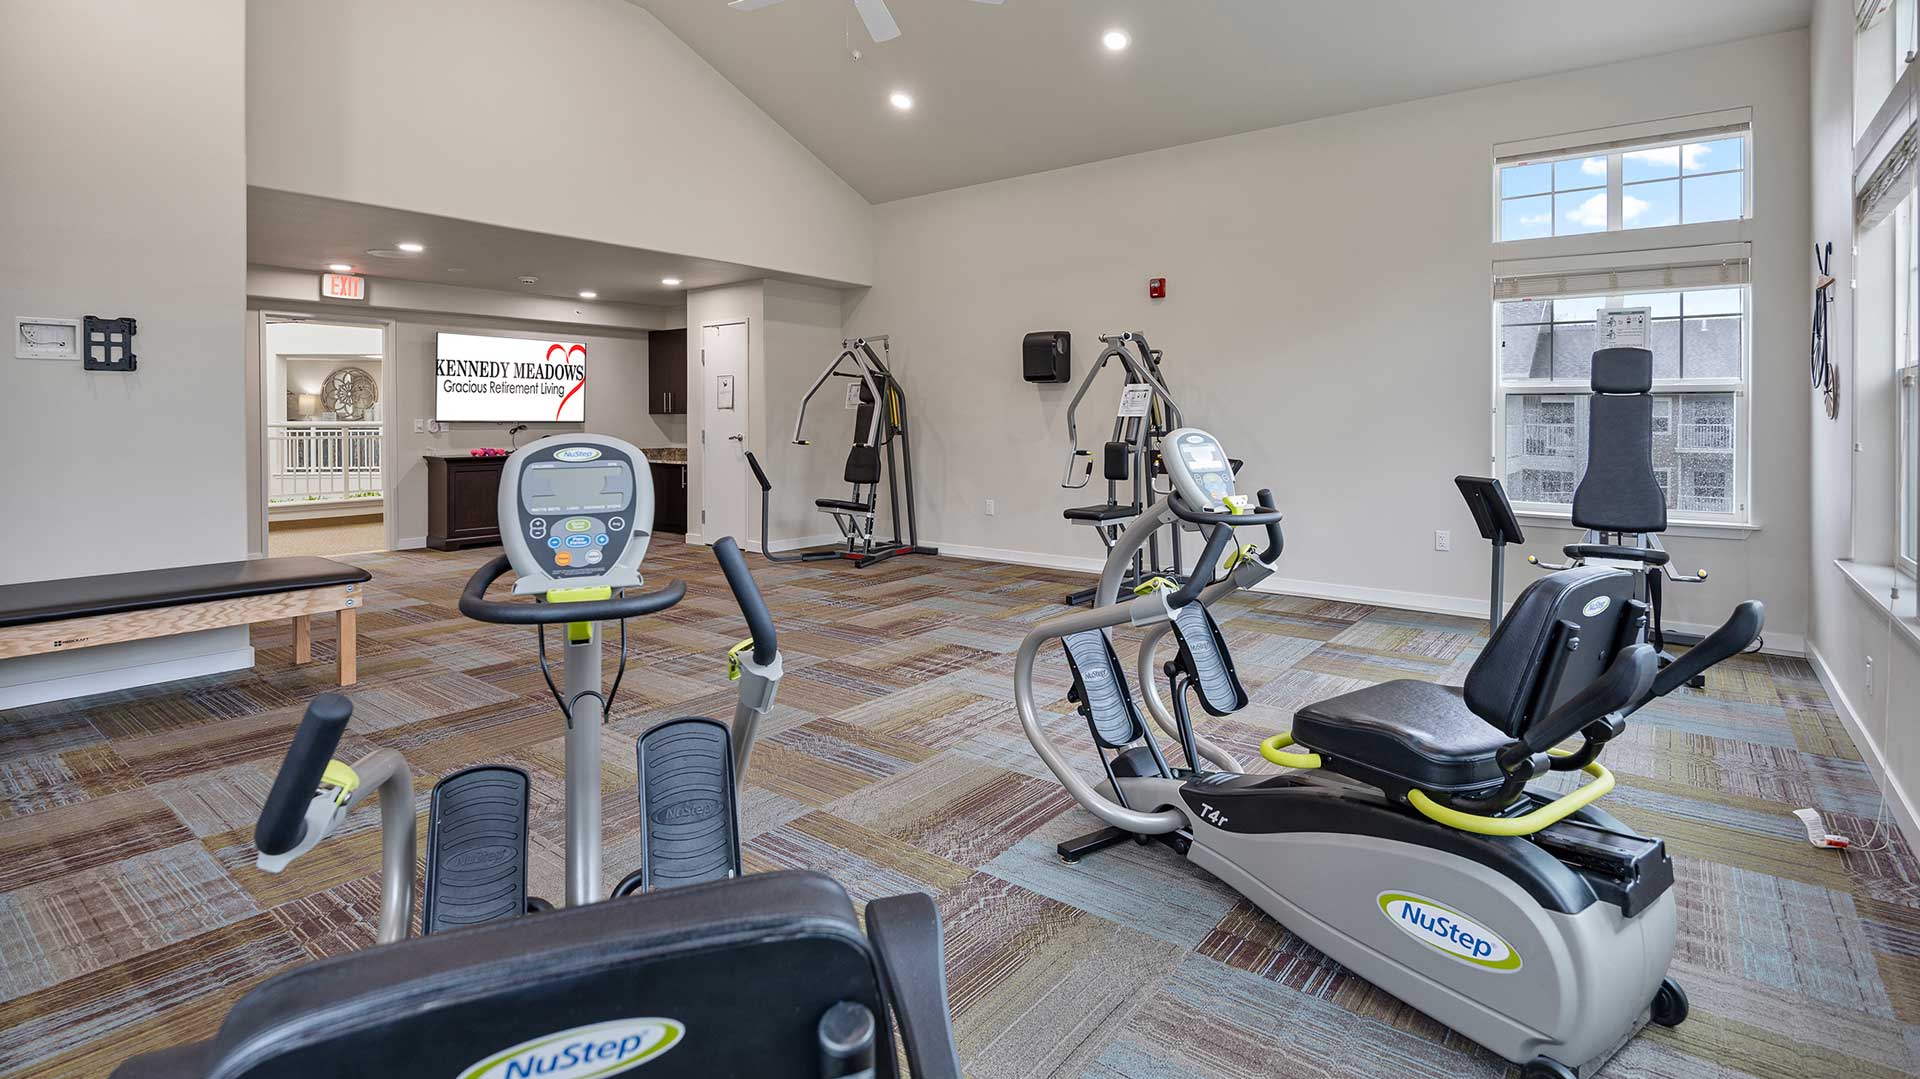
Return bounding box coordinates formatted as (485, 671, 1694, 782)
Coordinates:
(845, 444, 882, 485)
(112, 872, 906, 1079)
(1463, 567, 1640, 737)
(1571, 347, 1666, 534)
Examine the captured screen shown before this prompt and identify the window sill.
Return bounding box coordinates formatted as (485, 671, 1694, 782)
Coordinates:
(1516, 511, 1759, 540)
(1833, 560, 1920, 651)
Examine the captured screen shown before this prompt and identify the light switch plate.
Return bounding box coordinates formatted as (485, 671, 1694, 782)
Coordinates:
(15, 317, 81, 360)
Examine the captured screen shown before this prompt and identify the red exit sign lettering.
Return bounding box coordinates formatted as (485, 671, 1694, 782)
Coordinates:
(321, 273, 366, 301)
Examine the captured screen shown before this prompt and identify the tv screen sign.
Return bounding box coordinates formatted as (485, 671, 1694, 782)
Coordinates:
(435, 332, 587, 422)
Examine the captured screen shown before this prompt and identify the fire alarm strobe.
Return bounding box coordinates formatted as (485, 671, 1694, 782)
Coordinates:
(1148, 278, 1167, 300)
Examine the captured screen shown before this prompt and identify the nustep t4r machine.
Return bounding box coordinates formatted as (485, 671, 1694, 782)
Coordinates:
(1017, 426, 1764, 1079)
(109, 432, 965, 1078)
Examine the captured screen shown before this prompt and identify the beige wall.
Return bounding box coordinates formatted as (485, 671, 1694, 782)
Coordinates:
(847, 30, 1812, 644)
(1806, 2, 1920, 844)
(246, 0, 873, 287)
(0, 0, 250, 705)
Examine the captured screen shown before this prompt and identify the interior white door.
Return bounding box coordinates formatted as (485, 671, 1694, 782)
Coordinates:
(700, 322, 750, 544)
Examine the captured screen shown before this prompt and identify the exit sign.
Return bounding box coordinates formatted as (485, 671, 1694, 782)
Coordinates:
(320, 273, 366, 301)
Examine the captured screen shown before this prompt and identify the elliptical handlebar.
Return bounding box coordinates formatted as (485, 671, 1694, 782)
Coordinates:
(458, 555, 686, 625)
(254, 694, 352, 856)
(712, 537, 777, 664)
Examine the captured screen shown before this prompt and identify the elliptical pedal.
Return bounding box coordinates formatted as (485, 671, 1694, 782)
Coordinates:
(423, 765, 530, 933)
(635, 718, 742, 891)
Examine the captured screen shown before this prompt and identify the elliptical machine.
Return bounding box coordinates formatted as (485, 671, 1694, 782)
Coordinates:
(107, 434, 966, 1078)
(1017, 426, 1764, 1079)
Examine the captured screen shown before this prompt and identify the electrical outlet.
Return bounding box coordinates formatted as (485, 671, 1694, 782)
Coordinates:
(414, 418, 425, 433)
(1434, 529, 1451, 552)
(985, 499, 997, 516)
(1867, 656, 1875, 698)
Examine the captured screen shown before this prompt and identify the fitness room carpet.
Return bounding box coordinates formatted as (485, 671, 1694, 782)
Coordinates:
(0, 542, 1913, 1079)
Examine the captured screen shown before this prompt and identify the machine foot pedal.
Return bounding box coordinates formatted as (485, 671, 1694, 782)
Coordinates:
(637, 718, 741, 891)
(423, 765, 530, 934)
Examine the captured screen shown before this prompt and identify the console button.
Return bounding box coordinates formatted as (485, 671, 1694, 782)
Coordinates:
(609, 517, 625, 532)
(547, 536, 562, 549)
(594, 533, 609, 545)
(585, 550, 603, 565)
(566, 535, 591, 548)
(565, 518, 593, 533)
(555, 551, 572, 567)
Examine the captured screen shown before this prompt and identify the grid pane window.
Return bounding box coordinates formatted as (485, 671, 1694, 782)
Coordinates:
(1496, 285, 1747, 521)
(1498, 133, 1747, 241)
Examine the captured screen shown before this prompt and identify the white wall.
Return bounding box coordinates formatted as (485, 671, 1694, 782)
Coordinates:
(847, 30, 1812, 644)
(0, 0, 250, 706)
(1807, 2, 1920, 845)
(764, 280, 865, 546)
(682, 280, 857, 551)
(246, 0, 873, 287)
(247, 269, 681, 553)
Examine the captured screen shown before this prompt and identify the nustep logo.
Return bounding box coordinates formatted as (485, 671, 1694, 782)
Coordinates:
(1377, 893, 1521, 972)
(458, 1018, 684, 1079)
(554, 446, 602, 462)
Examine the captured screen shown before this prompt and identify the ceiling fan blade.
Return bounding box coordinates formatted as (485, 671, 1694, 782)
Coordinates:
(727, 0, 786, 11)
(851, 0, 901, 42)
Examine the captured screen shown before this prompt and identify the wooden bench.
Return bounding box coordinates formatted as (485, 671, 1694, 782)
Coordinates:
(0, 557, 371, 686)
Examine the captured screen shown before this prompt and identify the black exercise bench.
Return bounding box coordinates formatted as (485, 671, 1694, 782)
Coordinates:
(0, 557, 371, 687)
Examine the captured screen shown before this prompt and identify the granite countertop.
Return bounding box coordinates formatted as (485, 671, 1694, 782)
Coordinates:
(642, 447, 687, 465)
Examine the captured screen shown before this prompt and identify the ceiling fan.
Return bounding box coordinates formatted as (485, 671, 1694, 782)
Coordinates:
(727, 0, 1003, 44)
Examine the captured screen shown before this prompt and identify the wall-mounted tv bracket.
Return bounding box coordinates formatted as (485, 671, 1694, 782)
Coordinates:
(83, 315, 137, 372)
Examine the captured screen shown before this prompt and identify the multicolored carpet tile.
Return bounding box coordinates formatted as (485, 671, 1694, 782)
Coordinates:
(1, 540, 1914, 1077)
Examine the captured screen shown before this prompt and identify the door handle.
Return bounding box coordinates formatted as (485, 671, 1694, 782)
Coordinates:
(728, 434, 744, 442)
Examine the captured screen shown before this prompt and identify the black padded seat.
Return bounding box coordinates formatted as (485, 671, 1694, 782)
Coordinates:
(1564, 543, 1669, 566)
(0, 557, 371, 628)
(1292, 681, 1510, 793)
(815, 497, 873, 513)
(1064, 502, 1142, 523)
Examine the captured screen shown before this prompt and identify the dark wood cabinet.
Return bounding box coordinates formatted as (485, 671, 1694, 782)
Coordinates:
(425, 455, 506, 550)
(648, 329, 687, 415)
(650, 462, 688, 535)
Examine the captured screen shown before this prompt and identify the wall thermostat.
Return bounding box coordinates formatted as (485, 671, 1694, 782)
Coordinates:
(15, 317, 81, 360)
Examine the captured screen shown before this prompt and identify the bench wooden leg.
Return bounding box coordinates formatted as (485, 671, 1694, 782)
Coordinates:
(337, 608, 358, 686)
(293, 614, 312, 665)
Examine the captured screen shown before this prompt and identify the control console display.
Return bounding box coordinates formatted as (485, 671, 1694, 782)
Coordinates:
(497, 436, 656, 593)
(1165, 428, 1238, 512)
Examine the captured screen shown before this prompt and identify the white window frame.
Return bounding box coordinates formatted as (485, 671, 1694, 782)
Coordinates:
(1901, 198, 1920, 576)
(1492, 284, 1752, 526)
(1494, 130, 1751, 243)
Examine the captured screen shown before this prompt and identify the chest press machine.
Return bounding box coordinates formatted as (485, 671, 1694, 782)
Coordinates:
(1526, 346, 1748, 682)
(777, 336, 937, 567)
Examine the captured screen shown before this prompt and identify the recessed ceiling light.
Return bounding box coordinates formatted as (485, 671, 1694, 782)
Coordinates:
(396, 241, 425, 253)
(661, 277, 682, 287)
(327, 263, 353, 273)
(1102, 29, 1130, 51)
(888, 90, 913, 111)
(578, 290, 597, 300)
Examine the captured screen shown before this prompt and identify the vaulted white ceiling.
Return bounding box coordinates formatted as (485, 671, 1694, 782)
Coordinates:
(635, 0, 1811, 203)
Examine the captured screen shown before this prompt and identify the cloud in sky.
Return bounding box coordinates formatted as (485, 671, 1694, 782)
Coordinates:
(1621, 192, 1650, 222)
(1580, 156, 1606, 177)
(1564, 192, 1608, 228)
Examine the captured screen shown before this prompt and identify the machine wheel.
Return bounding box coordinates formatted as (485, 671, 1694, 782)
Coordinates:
(1522, 1059, 1576, 1079)
(1651, 976, 1689, 1027)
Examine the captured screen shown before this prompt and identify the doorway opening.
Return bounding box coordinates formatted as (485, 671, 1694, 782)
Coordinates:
(262, 315, 393, 556)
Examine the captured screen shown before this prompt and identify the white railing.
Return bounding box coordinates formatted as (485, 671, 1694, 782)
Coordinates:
(269, 422, 383, 505)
